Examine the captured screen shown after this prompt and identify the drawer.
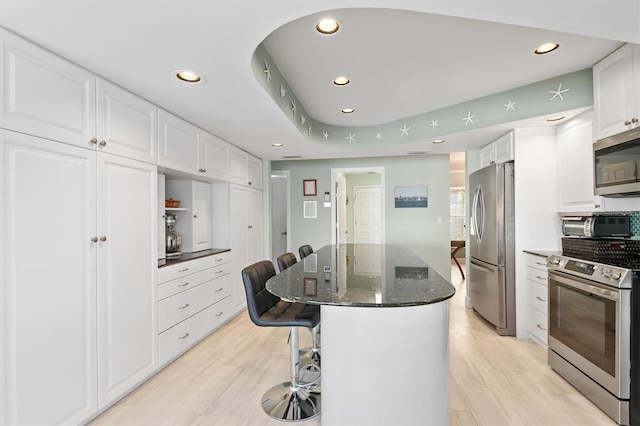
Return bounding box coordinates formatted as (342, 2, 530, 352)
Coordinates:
(158, 285, 203, 333)
(202, 296, 233, 334)
(202, 274, 232, 307)
(158, 272, 202, 300)
(201, 251, 231, 269)
(158, 312, 203, 366)
(158, 258, 201, 284)
(525, 254, 548, 271)
(526, 266, 548, 285)
(202, 261, 231, 282)
(526, 280, 548, 314)
(526, 305, 548, 345)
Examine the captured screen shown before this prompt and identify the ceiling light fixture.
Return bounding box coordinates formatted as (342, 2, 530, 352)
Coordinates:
(432, 139, 445, 144)
(534, 42, 560, 55)
(341, 108, 355, 114)
(316, 18, 340, 35)
(545, 115, 566, 122)
(271, 143, 283, 147)
(174, 70, 204, 84)
(333, 76, 350, 86)
(407, 151, 430, 155)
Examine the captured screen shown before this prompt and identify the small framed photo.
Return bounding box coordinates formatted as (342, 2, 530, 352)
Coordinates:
(304, 278, 317, 296)
(303, 179, 317, 196)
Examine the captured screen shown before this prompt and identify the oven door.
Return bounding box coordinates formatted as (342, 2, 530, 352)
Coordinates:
(548, 270, 631, 399)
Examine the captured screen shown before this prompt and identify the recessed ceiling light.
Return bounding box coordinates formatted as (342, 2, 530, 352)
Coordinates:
(316, 18, 340, 35)
(174, 70, 204, 84)
(271, 143, 283, 147)
(341, 108, 355, 114)
(282, 155, 302, 159)
(407, 151, 430, 155)
(545, 115, 566, 122)
(333, 76, 350, 86)
(534, 43, 560, 55)
(432, 139, 445, 144)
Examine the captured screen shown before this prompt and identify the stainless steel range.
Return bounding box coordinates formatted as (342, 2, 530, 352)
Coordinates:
(547, 252, 640, 425)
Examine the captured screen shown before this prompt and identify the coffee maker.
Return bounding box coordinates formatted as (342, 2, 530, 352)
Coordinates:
(165, 213, 182, 257)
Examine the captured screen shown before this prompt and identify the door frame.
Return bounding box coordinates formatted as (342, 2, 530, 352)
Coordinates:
(270, 170, 291, 262)
(331, 166, 385, 245)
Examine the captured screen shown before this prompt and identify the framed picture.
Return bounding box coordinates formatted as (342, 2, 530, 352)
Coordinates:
(394, 185, 428, 208)
(304, 278, 317, 296)
(303, 179, 317, 196)
(303, 201, 317, 219)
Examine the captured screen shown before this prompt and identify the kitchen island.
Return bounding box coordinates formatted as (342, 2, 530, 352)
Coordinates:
(266, 244, 455, 425)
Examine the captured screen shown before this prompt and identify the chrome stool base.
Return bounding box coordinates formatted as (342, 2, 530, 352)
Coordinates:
(262, 383, 321, 421)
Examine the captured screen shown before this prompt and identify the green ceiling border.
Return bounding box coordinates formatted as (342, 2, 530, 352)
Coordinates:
(252, 43, 593, 146)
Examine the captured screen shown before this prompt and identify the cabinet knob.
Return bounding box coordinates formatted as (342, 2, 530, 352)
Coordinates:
(625, 120, 632, 126)
(199, 168, 206, 173)
(91, 237, 99, 243)
(193, 214, 198, 219)
(99, 140, 107, 147)
(595, 203, 601, 208)
(248, 181, 252, 185)
(248, 225, 253, 229)
(632, 117, 639, 124)
(90, 138, 98, 145)
(100, 236, 107, 242)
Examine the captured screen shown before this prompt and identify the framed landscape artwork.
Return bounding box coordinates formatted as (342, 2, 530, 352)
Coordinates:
(394, 185, 428, 208)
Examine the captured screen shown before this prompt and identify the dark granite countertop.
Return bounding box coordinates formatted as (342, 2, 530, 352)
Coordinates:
(523, 249, 562, 258)
(266, 244, 456, 307)
(158, 248, 230, 268)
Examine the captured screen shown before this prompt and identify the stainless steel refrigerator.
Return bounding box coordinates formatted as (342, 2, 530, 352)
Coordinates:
(468, 162, 515, 336)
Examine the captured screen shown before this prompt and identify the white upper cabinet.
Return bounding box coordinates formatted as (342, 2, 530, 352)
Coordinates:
(248, 156, 263, 190)
(198, 131, 230, 181)
(556, 110, 603, 213)
(230, 146, 262, 188)
(593, 43, 640, 140)
(96, 79, 158, 163)
(0, 27, 96, 148)
(479, 131, 514, 168)
(158, 110, 199, 173)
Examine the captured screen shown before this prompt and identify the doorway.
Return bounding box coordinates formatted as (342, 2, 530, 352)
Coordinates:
(331, 167, 385, 245)
(270, 171, 290, 265)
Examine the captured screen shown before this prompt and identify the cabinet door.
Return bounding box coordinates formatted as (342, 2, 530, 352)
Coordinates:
(493, 132, 514, 164)
(97, 153, 157, 407)
(199, 131, 230, 181)
(158, 110, 198, 173)
(593, 44, 635, 140)
(1, 129, 98, 425)
(479, 143, 495, 168)
(158, 173, 167, 259)
(0, 27, 96, 149)
(96, 79, 158, 164)
(248, 155, 263, 189)
(192, 180, 212, 252)
(556, 110, 602, 212)
(230, 184, 249, 310)
(249, 188, 264, 265)
(230, 148, 249, 185)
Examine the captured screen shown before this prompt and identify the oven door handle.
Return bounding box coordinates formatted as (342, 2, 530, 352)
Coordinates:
(548, 270, 618, 301)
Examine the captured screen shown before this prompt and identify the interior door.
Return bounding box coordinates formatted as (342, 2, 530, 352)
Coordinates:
(336, 174, 348, 244)
(353, 185, 381, 244)
(271, 173, 288, 264)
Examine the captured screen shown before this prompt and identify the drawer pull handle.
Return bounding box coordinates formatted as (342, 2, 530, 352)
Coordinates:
(535, 262, 546, 266)
(215, 312, 224, 318)
(178, 268, 189, 273)
(215, 258, 223, 262)
(536, 324, 547, 331)
(178, 303, 190, 310)
(178, 332, 190, 340)
(535, 296, 547, 302)
(178, 282, 190, 287)
(216, 270, 224, 274)
(536, 275, 546, 280)
(215, 288, 224, 293)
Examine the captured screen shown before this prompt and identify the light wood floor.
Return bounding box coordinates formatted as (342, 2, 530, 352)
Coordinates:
(91, 263, 616, 425)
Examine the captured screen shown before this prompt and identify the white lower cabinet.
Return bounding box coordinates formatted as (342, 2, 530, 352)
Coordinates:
(525, 253, 549, 346)
(0, 129, 157, 424)
(157, 251, 232, 366)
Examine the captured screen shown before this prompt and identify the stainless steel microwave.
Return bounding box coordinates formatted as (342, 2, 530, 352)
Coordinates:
(593, 127, 640, 196)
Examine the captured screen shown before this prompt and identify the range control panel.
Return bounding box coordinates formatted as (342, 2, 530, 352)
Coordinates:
(547, 255, 633, 289)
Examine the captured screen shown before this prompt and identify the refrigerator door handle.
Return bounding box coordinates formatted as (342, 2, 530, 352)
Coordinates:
(478, 186, 485, 242)
(470, 259, 494, 273)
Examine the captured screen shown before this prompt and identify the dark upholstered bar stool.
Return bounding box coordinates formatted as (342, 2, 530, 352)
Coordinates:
(241, 260, 321, 421)
(276, 252, 321, 367)
(298, 244, 313, 259)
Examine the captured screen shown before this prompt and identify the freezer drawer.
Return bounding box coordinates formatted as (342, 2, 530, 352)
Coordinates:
(469, 257, 506, 329)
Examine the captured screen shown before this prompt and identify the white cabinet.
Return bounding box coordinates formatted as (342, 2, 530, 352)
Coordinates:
(593, 43, 640, 140)
(0, 130, 98, 425)
(525, 253, 548, 347)
(96, 153, 157, 407)
(0, 27, 96, 148)
(165, 179, 212, 252)
(158, 173, 167, 259)
(556, 110, 603, 213)
(158, 110, 199, 173)
(198, 131, 230, 181)
(479, 131, 514, 168)
(230, 184, 263, 311)
(96, 78, 158, 163)
(157, 251, 232, 365)
(0, 130, 157, 423)
(230, 147, 262, 188)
